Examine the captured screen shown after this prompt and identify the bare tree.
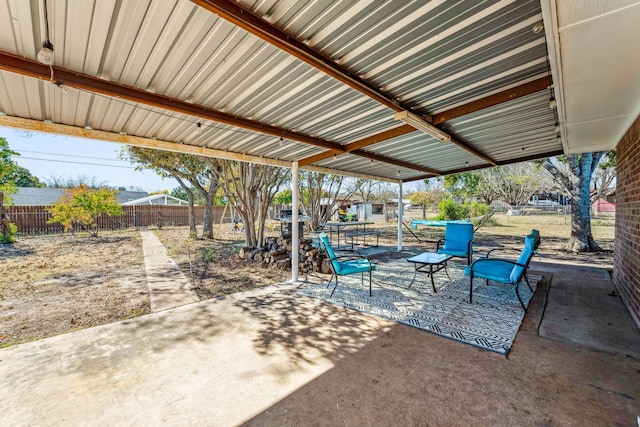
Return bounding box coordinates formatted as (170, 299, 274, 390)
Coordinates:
(45, 174, 108, 189)
(216, 162, 289, 247)
(481, 163, 541, 207)
(121, 147, 221, 239)
(299, 171, 350, 231)
(591, 150, 616, 201)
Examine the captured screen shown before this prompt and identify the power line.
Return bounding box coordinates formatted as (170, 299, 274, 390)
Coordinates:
(16, 156, 135, 169)
(16, 149, 124, 162)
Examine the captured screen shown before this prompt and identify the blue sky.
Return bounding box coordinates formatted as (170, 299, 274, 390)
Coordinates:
(1, 127, 178, 192)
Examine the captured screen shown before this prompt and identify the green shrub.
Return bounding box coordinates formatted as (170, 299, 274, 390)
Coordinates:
(434, 199, 490, 220)
(470, 201, 490, 217)
(0, 222, 17, 244)
(434, 199, 468, 220)
(201, 247, 217, 264)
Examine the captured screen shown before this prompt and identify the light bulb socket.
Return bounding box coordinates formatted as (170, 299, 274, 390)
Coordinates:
(37, 40, 54, 65)
(532, 21, 544, 34)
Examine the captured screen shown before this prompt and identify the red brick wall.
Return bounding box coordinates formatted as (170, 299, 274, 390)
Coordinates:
(614, 114, 640, 329)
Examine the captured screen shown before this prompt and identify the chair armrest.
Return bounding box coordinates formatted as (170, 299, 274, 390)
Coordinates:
(436, 238, 445, 251)
(486, 247, 522, 258)
(470, 257, 527, 269)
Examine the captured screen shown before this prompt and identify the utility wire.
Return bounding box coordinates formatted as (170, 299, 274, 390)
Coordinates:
(15, 149, 124, 162)
(16, 156, 135, 169)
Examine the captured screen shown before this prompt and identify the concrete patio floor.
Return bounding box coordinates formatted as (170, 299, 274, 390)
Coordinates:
(1, 259, 639, 426)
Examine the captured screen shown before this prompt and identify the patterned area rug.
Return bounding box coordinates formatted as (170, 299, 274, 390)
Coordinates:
(298, 261, 540, 356)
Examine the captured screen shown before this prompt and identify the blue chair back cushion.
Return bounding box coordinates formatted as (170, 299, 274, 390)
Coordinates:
(508, 236, 536, 283)
(440, 222, 474, 256)
(319, 233, 375, 275)
(319, 233, 341, 273)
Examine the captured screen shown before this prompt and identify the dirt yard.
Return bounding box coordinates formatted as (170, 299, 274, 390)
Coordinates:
(0, 213, 615, 347)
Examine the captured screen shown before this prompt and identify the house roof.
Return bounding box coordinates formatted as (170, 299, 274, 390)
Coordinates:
(121, 194, 190, 206)
(11, 188, 65, 207)
(11, 188, 148, 206)
(0, 1, 637, 182)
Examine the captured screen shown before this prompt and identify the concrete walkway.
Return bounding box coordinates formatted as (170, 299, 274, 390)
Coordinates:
(140, 231, 199, 312)
(1, 262, 639, 426)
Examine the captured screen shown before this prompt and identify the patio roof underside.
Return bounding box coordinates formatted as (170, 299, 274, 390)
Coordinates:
(0, 0, 565, 183)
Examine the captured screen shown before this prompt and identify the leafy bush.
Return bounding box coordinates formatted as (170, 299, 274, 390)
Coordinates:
(470, 201, 491, 217)
(47, 185, 123, 237)
(434, 199, 468, 220)
(434, 199, 490, 220)
(0, 222, 17, 243)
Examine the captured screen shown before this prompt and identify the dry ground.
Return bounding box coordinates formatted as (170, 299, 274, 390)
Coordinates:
(0, 213, 615, 347)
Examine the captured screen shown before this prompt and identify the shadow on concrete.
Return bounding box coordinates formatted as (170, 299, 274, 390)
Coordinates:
(233, 286, 387, 365)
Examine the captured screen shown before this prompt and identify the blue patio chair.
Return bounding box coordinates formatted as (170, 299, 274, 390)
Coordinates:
(436, 222, 474, 265)
(318, 232, 376, 297)
(464, 230, 540, 311)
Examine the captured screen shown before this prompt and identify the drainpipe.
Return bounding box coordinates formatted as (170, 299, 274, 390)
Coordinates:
(291, 161, 299, 282)
(398, 181, 403, 252)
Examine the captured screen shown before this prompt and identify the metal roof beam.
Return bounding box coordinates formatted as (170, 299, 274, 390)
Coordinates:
(0, 52, 437, 179)
(431, 76, 553, 125)
(300, 76, 554, 168)
(190, 1, 505, 167)
(402, 148, 565, 182)
(351, 150, 440, 176)
(0, 51, 343, 152)
(298, 125, 416, 166)
(190, 0, 416, 116)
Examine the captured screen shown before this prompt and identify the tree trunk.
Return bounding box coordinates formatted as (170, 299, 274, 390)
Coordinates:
(542, 153, 605, 252)
(175, 177, 197, 238)
(567, 156, 602, 252)
(201, 190, 215, 239)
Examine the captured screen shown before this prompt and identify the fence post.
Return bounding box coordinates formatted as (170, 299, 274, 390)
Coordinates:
(134, 211, 140, 229)
(157, 210, 163, 229)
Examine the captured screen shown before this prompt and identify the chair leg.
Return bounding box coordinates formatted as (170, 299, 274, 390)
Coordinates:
(524, 272, 533, 292)
(469, 276, 474, 303)
(329, 276, 339, 297)
(369, 269, 372, 297)
(326, 273, 336, 289)
(515, 283, 527, 312)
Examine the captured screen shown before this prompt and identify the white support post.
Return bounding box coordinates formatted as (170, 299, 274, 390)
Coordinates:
(291, 161, 299, 282)
(397, 181, 403, 252)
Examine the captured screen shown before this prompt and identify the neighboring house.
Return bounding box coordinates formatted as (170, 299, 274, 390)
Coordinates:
(10, 187, 149, 206)
(121, 194, 190, 206)
(593, 198, 616, 217)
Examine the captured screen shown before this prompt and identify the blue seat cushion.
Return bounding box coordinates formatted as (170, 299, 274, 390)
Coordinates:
(337, 259, 376, 275)
(439, 248, 469, 257)
(464, 259, 516, 284)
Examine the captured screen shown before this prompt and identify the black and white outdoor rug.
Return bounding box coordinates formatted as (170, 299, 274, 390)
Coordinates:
(298, 261, 541, 356)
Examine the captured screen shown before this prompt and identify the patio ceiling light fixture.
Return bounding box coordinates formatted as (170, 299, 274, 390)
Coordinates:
(532, 21, 544, 34)
(394, 110, 450, 142)
(37, 0, 54, 65)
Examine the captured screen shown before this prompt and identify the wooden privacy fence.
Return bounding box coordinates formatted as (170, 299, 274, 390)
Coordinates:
(6, 205, 236, 235)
